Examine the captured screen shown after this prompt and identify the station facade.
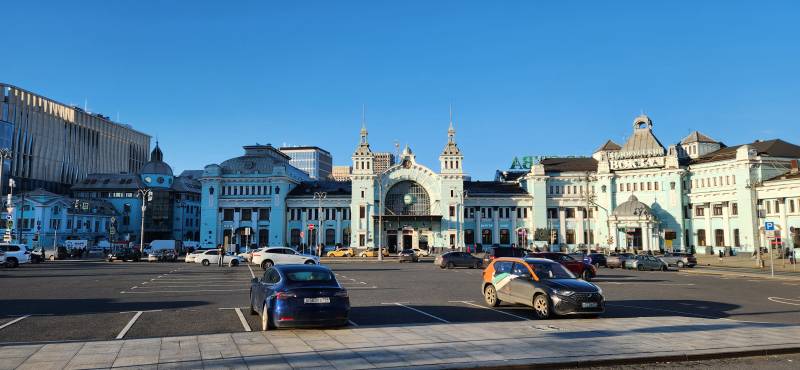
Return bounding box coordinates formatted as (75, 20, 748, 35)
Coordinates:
(200, 115, 800, 254)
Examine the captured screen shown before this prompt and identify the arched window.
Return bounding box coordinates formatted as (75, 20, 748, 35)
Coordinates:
(385, 181, 431, 216)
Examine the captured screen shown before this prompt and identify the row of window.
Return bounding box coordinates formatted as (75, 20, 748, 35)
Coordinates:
(619, 181, 660, 192)
(546, 207, 595, 219)
(460, 207, 530, 219)
(688, 203, 739, 218)
(221, 208, 271, 222)
(693, 228, 741, 247)
(688, 175, 736, 190)
(221, 185, 274, 196)
(288, 208, 351, 221)
(549, 185, 595, 195)
(760, 198, 800, 215)
(11, 217, 110, 232)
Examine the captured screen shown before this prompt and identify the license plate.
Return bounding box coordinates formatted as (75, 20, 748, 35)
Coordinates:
(304, 297, 330, 304)
(582, 302, 598, 308)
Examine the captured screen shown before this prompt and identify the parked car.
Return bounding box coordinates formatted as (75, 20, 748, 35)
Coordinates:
(146, 249, 178, 262)
(605, 253, 636, 269)
(480, 246, 528, 268)
(659, 252, 697, 268)
(413, 248, 431, 257)
(359, 247, 389, 258)
(0, 250, 6, 266)
(194, 250, 241, 267)
(185, 249, 207, 263)
(528, 252, 597, 280)
(327, 247, 355, 257)
(625, 255, 668, 271)
(435, 251, 483, 269)
(108, 248, 142, 262)
(252, 247, 319, 270)
(398, 249, 419, 263)
(45, 246, 70, 261)
(0, 244, 32, 268)
(249, 264, 350, 330)
(482, 257, 604, 319)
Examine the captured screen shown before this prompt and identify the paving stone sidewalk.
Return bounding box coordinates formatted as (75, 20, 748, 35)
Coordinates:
(2, 316, 800, 370)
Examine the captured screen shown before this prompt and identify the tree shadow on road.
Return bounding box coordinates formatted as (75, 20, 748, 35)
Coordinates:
(0, 298, 208, 316)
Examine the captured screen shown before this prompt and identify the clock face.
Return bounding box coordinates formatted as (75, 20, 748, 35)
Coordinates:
(403, 194, 414, 205)
(144, 176, 152, 183)
(157, 177, 164, 184)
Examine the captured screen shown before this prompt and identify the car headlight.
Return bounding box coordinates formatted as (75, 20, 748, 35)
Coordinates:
(553, 289, 574, 296)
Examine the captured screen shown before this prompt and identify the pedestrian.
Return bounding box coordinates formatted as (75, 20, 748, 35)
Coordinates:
(217, 244, 225, 267)
(718, 249, 724, 263)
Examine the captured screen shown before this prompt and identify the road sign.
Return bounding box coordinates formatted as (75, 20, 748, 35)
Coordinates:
(765, 222, 775, 231)
(308, 224, 315, 230)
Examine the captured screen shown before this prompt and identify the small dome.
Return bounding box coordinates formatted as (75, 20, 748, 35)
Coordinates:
(140, 142, 173, 176)
(612, 195, 653, 217)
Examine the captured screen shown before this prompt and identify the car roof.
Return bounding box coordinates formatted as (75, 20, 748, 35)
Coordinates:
(274, 264, 331, 273)
(492, 257, 556, 264)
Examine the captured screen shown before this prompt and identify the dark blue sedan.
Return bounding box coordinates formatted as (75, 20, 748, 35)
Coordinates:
(249, 264, 350, 330)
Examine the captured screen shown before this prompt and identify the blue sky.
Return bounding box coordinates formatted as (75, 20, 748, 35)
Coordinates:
(3, 1, 799, 179)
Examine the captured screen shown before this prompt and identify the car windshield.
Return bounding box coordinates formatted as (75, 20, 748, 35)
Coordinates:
(284, 270, 336, 284)
(528, 262, 576, 279)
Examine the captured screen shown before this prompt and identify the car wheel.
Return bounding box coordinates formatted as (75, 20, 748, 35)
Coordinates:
(107, 258, 113, 262)
(484, 285, 501, 307)
(360, 253, 366, 258)
(261, 303, 275, 331)
(581, 270, 593, 280)
(7, 258, 18, 268)
(661, 264, 668, 271)
(473, 261, 481, 269)
(262, 260, 274, 269)
(532, 294, 551, 319)
(304, 260, 315, 265)
(677, 261, 685, 268)
(637, 264, 645, 271)
(229, 260, 239, 267)
(446, 262, 455, 269)
(202, 259, 210, 266)
(49, 255, 56, 261)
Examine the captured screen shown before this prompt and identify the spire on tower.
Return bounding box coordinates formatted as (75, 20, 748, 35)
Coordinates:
(448, 104, 455, 143)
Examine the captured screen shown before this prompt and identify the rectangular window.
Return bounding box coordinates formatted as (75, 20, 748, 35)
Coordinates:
(790, 199, 796, 213)
(566, 229, 575, 244)
(565, 208, 575, 219)
(359, 206, 366, 219)
(654, 182, 659, 191)
(547, 208, 558, 219)
(731, 202, 738, 216)
(223, 209, 234, 221)
(626, 183, 631, 191)
(733, 229, 740, 247)
(713, 205, 723, 216)
(714, 229, 725, 246)
(449, 205, 456, 217)
(775, 200, 780, 213)
(359, 234, 366, 247)
(647, 182, 651, 191)
(695, 206, 704, 217)
(697, 229, 706, 247)
(241, 209, 252, 221)
(619, 183, 624, 192)
(258, 208, 270, 221)
(499, 229, 510, 245)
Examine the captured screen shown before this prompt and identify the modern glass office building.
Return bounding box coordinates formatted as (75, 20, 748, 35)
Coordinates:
(279, 146, 333, 179)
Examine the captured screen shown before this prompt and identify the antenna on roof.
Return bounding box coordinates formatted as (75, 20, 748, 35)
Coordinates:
(361, 104, 366, 128)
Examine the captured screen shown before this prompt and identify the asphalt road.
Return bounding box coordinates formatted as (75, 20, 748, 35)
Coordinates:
(0, 259, 799, 345)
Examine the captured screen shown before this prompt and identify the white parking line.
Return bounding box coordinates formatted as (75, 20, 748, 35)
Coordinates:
(348, 320, 359, 327)
(247, 263, 256, 279)
(234, 308, 252, 331)
(0, 315, 30, 331)
(382, 302, 450, 323)
(116, 311, 142, 339)
(120, 289, 249, 294)
(768, 297, 800, 306)
(451, 300, 531, 321)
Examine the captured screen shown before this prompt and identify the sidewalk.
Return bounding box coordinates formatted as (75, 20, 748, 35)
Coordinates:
(687, 255, 800, 280)
(2, 316, 800, 369)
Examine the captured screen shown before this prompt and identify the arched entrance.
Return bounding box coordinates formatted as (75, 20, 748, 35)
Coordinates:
(379, 181, 441, 253)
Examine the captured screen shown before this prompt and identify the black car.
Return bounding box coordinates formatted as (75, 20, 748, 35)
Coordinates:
(481, 246, 529, 268)
(108, 248, 141, 262)
(435, 251, 482, 269)
(483, 257, 604, 319)
(249, 264, 350, 330)
(398, 249, 418, 263)
(570, 253, 608, 268)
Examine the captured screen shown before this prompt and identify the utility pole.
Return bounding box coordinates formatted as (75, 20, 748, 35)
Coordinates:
(313, 192, 327, 257)
(138, 188, 153, 251)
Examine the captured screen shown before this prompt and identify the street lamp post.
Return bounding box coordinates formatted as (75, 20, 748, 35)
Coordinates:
(313, 192, 327, 257)
(138, 188, 153, 251)
(453, 189, 468, 252)
(377, 180, 384, 260)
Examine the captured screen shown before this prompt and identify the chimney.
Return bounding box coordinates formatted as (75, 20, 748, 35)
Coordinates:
(791, 159, 799, 175)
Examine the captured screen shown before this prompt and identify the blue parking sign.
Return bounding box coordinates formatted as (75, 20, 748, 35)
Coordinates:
(765, 222, 775, 231)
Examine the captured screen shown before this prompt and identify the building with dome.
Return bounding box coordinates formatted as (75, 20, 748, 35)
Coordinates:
(200, 113, 800, 255)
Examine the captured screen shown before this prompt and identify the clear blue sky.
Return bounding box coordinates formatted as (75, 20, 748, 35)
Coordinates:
(3, 1, 799, 179)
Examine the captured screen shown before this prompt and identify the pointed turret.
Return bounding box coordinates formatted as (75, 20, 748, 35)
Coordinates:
(352, 107, 374, 175)
(439, 106, 463, 175)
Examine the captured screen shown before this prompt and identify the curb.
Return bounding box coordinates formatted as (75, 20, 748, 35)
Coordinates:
(681, 267, 800, 281)
(458, 345, 800, 369)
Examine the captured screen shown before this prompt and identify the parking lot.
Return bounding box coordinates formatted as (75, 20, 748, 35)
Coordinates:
(1, 259, 799, 345)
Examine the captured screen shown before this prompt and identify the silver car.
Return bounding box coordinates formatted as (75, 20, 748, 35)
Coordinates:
(625, 255, 668, 271)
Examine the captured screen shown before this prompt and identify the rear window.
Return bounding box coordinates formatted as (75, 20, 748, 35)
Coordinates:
(493, 248, 526, 258)
(285, 270, 336, 284)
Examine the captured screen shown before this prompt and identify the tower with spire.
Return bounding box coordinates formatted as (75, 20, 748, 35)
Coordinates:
(350, 107, 377, 248)
(439, 105, 463, 176)
(352, 107, 375, 176)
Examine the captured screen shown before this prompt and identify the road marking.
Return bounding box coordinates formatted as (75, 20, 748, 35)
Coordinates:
(116, 311, 143, 339)
(120, 289, 249, 294)
(247, 263, 256, 279)
(768, 297, 800, 306)
(0, 315, 30, 331)
(348, 320, 359, 327)
(382, 302, 450, 323)
(451, 300, 531, 321)
(234, 308, 252, 331)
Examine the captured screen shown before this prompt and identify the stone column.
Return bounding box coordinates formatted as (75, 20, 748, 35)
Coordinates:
(335, 209, 342, 244)
(558, 207, 567, 245)
(723, 202, 731, 247)
(476, 207, 482, 245)
(492, 207, 500, 245)
(704, 203, 712, 249)
(576, 207, 585, 245)
(300, 208, 308, 247)
(643, 222, 651, 251)
(511, 207, 518, 246)
(779, 198, 788, 249)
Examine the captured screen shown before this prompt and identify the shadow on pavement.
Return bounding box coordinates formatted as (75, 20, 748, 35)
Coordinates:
(0, 298, 209, 316)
